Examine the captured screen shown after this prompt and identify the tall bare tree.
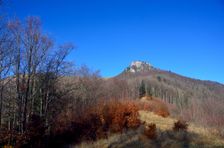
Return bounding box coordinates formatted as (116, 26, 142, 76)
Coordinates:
(7, 17, 74, 132)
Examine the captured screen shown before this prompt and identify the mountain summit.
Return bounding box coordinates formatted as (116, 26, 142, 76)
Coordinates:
(125, 61, 153, 73)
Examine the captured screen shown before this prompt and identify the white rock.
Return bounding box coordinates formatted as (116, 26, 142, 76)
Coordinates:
(127, 61, 153, 73)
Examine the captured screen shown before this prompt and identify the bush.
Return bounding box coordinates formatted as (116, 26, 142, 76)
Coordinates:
(144, 123, 157, 139)
(139, 98, 170, 118)
(52, 112, 102, 143)
(156, 110, 169, 118)
(105, 100, 141, 132)
(51, 99, 141, 145)
(173, 120, 188, 131)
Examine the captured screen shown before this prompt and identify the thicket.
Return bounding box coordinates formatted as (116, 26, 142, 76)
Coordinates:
(45, 99, 141, 147)
(139, 98, 170, 118)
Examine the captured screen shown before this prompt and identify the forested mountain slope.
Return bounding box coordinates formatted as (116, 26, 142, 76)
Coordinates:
(115, 61, 224, 107)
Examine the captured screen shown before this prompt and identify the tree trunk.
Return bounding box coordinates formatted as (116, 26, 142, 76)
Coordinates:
(0, 85, 3, 128)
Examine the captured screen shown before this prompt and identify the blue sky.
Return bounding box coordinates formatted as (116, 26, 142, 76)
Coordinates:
(6, 0, 224, 83)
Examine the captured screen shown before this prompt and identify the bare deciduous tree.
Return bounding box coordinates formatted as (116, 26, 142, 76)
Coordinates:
(6, 17, 74, 132)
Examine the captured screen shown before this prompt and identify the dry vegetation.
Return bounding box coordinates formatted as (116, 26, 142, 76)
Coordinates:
(1, 3, 224, 148)
(119, 69, 224, 137)
(75, 111, 224, 148)
(70, 96, 224, 148)
(49, 99, 141, 147)
(48, 96, 174, 147)
(139, 96, 170, 117)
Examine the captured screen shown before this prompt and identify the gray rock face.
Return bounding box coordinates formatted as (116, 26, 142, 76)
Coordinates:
(125, 61, 153, 73)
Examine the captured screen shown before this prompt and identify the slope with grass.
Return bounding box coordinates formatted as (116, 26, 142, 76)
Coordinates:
(72, 96, 224, 148)
(75, 110, 224, 148)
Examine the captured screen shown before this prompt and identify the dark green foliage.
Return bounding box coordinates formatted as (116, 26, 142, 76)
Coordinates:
(146, 83, 153, 98)
(139, 80, 146, 98)
(157, 76, 162, 82)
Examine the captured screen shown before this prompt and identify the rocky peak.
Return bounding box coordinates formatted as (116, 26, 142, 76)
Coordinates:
(125, 61, 153, 73)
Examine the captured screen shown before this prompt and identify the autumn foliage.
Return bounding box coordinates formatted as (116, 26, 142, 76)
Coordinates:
(101, 100, 141, 132)
(139, 97, 170, 117)
(51, 99, 141, 146)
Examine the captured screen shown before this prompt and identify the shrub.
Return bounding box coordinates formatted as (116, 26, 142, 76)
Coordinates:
(93, 100, 141, 133)
(173, 120, 188, 131)
(144, 123, 157, 139)
(139, 98, 170, 118)
(51, 99, 141, 145)
(52, 111, 103, 143)
(156, 110, 169, 118)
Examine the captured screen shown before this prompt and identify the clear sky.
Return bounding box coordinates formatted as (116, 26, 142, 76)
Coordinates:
(5, 0, 224, 83)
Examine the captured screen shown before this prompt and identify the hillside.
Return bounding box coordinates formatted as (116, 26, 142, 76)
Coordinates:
(1, 1, 224, 147)
(71, 97, 224, 148)
(75, 110, 224, 148)
(104, 61, 224, 139)
(0, 58, 223, 147)
(117, 61, 224, 102)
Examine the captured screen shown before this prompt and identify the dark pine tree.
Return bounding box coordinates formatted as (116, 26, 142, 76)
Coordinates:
(139, 80, 146, 98)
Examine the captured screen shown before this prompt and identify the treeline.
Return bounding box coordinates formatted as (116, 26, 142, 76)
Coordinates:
(0, 16, 104, 147)
(137, 78, 190, 109)
(0, 16, 74, 132)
